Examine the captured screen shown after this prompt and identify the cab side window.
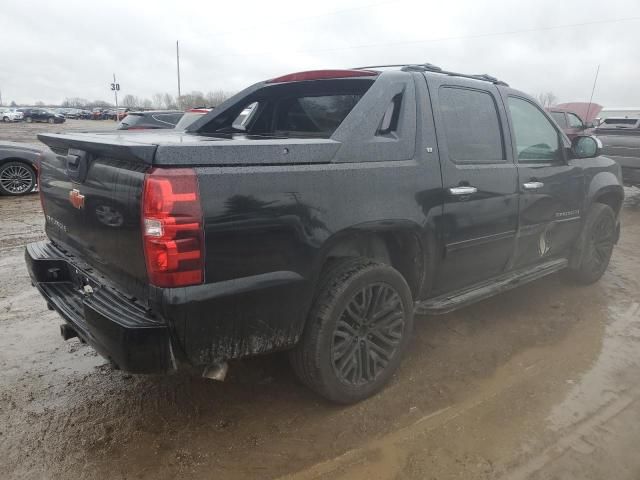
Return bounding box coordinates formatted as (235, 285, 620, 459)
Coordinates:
(508, 97, 561, 163)
(439, 87, 505, 163)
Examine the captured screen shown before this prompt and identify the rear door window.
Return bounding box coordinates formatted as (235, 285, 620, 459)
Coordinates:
(439, 86, 505, 163)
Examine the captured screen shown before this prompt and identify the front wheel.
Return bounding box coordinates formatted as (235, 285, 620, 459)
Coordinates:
(290, 258, 414, 404)
(25, 116, 33, 123)
(2, 116, 9, 122)
(0, 162, 36, 196)
(48, 117, 55, 124)
(567, 203, 616, 284)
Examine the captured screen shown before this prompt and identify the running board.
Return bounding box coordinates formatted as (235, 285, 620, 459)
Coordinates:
(415, 258, 568, 315)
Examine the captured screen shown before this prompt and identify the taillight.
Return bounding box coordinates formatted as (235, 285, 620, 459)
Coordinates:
(142, 168, 204, 287)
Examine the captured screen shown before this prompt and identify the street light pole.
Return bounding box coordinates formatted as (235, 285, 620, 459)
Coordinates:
(176, 40, 182, 106)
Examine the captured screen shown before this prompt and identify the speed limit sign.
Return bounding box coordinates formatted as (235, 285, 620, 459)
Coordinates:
(110, 83, 120, 91)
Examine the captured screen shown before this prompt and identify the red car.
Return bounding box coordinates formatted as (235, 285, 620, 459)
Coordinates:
(547, 102, 602, 140)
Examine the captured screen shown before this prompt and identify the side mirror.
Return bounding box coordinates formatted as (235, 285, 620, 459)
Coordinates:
(571, 135, 601, 159)
(584, 121, 595, 129)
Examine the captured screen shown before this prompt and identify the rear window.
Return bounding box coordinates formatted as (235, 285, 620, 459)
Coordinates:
(601, 118, 639, 127)
(273, 95, 362, 136)
(152, 113, 183, 126)
(195, 78, 374, 138)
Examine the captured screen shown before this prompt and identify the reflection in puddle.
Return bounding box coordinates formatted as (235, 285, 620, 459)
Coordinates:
(548, 301, 640, 431)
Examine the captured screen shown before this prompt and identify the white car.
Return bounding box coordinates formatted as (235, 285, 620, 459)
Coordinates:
(1, 108, 24, 122)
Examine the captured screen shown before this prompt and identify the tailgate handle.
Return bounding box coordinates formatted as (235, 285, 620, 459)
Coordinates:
(65, 149, 90, 182)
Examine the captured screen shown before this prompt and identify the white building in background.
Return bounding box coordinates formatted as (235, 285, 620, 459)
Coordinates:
(599, 107, 640, 119)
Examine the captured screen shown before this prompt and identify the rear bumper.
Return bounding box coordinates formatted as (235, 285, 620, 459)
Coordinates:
(25, 241, 175, 373)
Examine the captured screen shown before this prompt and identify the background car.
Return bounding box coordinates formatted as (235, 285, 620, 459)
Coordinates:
(596, 117, 640, 130)
(117, 110, 183, 130)
(0, 108, 24, 122)
(0, 142, 41, 196)
(17, 108, 65, 124)
(547, 108, 594, 139)
(174, 107, 212, 130)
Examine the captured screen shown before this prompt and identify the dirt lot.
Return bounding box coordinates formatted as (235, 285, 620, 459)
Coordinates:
(1, 129, 640, 478)
(0, 119, 116, 144)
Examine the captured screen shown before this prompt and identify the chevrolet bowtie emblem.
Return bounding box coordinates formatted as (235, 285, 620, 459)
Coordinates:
(69, 189, 85, 209)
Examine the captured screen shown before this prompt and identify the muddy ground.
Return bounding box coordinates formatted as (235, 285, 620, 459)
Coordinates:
(0, 119, 116, 143)
(1, 131, 640, 479)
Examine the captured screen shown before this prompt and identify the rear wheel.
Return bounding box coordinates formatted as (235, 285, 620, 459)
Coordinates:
(2, 116, 9, 122)
(290, 258, 414, 404)
(567, 204, 616, 284)
(0, 161, 36, 196)
(25, 116, 33, 123)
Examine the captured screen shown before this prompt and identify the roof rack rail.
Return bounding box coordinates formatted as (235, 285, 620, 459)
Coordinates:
(354, 63, 509, 87)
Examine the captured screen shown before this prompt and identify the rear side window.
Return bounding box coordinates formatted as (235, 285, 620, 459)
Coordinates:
(439, 87, 504, 163)
(273, 95, 362, 137)
(550, 111, 568, 128)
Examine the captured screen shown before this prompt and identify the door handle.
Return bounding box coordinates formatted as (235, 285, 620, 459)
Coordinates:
(522, 181, 544, 190)
(449, 186, 478, 195)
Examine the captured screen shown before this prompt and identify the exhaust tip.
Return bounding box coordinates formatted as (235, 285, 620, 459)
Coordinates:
(202, 362, 228, 382)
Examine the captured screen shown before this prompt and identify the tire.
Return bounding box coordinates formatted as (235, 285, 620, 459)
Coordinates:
(2, 116, 9, 122)
(48, 117, 55, 124)
(567, 203, 616, 284)
(290, 257, 414, 404)
(25, 116, 33, 123)
(0, 161, 36, 196)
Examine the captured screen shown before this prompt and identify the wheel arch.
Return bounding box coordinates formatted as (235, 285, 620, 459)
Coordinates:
(586, 172, 624, 216)
(314, 221, 433, 299)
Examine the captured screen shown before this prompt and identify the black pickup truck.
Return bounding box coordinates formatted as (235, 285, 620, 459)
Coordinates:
(26, 64, 623, 403)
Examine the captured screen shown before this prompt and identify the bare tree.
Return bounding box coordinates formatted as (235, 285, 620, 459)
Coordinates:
(152, 93, 165, 109)
(35, 100, 45, 106)
(163, 93, 177, 109)
(62, 97, 89, 108)
(122, 94, 140, 109)
(141, 98, 153, 109)
(536, 92, 558, 108)
(205, 90, 232, 107)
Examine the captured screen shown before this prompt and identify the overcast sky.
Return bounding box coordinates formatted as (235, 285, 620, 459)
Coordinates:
(2, 0, 639, 107)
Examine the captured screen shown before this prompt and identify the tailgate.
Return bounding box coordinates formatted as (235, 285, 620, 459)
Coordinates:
(37, 133, 156, 300)
(598, 133, 640, 168)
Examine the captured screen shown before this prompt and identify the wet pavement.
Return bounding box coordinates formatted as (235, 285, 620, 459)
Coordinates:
(1, 184, 639, 479)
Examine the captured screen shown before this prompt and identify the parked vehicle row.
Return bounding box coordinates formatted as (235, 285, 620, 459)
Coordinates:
(1, 108, 24, 122)
(27, 65, 623, 403)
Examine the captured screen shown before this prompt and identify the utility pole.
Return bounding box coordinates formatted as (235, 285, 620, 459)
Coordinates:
(176, 40, 182, 106)
(0, 88, 3, 107)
